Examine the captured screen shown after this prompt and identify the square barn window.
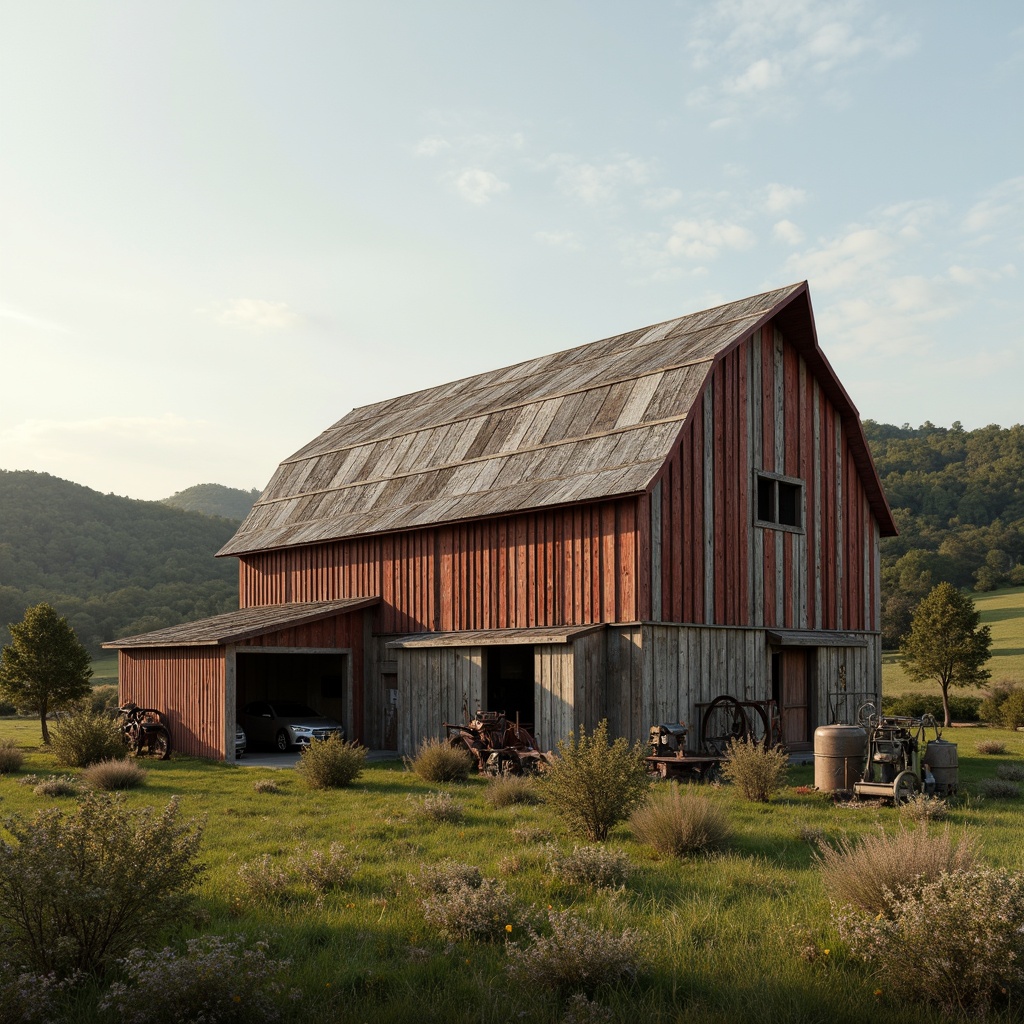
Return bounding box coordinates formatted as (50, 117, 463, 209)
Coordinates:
(755, 473, 803, 531)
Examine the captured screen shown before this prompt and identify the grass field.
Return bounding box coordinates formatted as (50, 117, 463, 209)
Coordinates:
(2, 715, 1024, 1023)
(883, 584, 1024, 698)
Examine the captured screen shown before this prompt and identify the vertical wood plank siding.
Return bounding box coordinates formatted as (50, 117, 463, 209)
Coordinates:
(239, 499, 642, 631)
(397, 647, 482, 754)
(119, 648, 226, 759)
(648, 322, 880, 633)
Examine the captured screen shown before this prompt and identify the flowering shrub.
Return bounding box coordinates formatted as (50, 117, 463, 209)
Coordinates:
(294, 735, 366, 789)
(253, 777, 282, 794)
(629, 783, 731, 856)
(100, 934, 298, 1023)
(506, 908, 644, 992)
(545, 843, 631, 889)
(81, 757, 147, 791)
(896, 793, 947, 823)
(414, 790, 465, 824)
(0, 792, 203, 976)
(236, 855, 293, 906)
(0, 738, 24, 774)
(561, 993, 615, 1024)
(976, 738, 1007, 755)
(977, 777, 1020, 799)
(815, 823, 978, 916)
(0, 962, 63, 1024)
(837, 867, 1024, 1015)
(996, 762, 1024, 782)
(237, 844, 356, 906)
(406, 738, 475, 783)
(720, 739, 788, 802)
(542, 720, 649, 841)
(49, 704, 125, 768)
(409, 859, 483, 895)
(287, 842, 354, 894)
(485, 773, 540, 807)
(420, 875, 525, 941)
(32, 774, 80, 797)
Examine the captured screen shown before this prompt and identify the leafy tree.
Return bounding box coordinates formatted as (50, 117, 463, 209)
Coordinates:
(0, 603, 92, 743)
(900, 583, 991, 727)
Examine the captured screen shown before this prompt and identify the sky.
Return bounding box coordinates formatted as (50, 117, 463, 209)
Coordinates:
(1, 1, 1022, 502)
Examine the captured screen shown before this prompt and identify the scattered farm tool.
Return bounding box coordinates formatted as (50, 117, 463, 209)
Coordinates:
(697, 696, 781, 755)
(645, 720, 723, 780)
(444, 709, 545, 774)
(119, 702, 172, 760)
(852, 702, 939, 804)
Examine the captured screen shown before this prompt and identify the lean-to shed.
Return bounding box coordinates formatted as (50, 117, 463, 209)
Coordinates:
(107, 281, 896, 759)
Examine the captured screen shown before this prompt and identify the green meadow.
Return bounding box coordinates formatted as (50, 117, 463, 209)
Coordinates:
(2, 714, 1024, 1023)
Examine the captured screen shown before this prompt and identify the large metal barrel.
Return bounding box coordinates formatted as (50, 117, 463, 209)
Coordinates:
(924, 738, 959, 795)
(814, 724, 867, 793)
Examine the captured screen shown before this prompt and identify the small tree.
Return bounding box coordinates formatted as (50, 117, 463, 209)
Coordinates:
(0, 604, 92, 744)
(900, 583, 991, 727)
(542, 720, 649, 841)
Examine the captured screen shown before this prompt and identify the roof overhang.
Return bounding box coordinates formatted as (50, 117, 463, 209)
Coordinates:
(766, 629, 870, 648)
(104, 598, 379, 649)
(387, 625, 605, 649)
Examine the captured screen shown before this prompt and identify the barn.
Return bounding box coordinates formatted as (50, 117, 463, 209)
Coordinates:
(106, 281, 896, 760)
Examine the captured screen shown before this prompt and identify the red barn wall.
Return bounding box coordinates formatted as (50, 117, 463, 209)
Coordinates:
(238, 498, 642, 631)
(647, 324, 880, 632)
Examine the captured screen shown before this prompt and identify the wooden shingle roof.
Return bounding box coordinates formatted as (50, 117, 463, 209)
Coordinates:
(220, 282, 894, 557)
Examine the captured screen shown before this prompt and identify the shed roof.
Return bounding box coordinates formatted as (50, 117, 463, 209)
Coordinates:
(104, 598, 378, 649)
(220, 282, 894, 557)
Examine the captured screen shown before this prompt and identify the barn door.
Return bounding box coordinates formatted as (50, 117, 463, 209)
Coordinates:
(776, 650, 812, 750)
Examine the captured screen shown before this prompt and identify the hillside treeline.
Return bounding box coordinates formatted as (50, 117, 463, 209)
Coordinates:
(0, 470, 238, 653)
(865, 421, 1024, 647)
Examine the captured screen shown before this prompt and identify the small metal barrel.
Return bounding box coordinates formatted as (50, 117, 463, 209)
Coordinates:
(814, 724, 867, 793)
(924, 738, 959, 795)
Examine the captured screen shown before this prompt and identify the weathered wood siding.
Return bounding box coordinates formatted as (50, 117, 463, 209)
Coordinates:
(396, 646, 483, 755)
(119, 648, 227, 759)
(603, 625, 882, 746)
(239, 499, 641, 632)
(648, 324, 880, 633)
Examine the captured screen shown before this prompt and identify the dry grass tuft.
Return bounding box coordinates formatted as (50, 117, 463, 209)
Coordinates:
(629, 783, 732, 857)
(81, 758, 147, 791)
(405, 738, 475, 783)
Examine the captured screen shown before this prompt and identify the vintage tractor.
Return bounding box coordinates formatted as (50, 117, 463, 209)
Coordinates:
(444, 709, 546, 774)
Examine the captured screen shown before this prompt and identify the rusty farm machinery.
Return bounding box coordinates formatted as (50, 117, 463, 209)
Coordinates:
(444, 709, 547, 775)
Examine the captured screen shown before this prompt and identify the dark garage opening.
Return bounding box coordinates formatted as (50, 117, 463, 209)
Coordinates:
(236, 651, 347, 736)
(485, 645, 535, 730)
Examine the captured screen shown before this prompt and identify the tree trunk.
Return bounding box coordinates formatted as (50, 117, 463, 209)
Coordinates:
(40, 701, 50, 745)
(941, 684, 951, 729)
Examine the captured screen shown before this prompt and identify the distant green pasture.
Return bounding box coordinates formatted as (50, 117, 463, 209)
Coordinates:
(883, 584, 1024, 697)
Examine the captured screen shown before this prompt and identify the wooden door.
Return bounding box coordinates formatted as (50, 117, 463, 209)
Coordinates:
(779, 650, 811, 750)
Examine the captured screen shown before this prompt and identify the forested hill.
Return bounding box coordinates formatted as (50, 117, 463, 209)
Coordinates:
(0, 470, 238, 653)
(864, 421, 1024, 646)
(161, 483, 260, 521)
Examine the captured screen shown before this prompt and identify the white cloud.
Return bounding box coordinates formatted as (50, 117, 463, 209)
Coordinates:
(729, 57, 784, 93)
(534, 230, 583, 250)
(550, 154, 654, 205)
(642, 187, 683, 210)
(455, 168, 509, 204)
(213, 299, 301, 331)
(666, 218, 756, 260)
(773, 219, 805, 245)
(962, 176, 1024, 237)
(763, 182, 807, 214)
(414, 136, 450, 157)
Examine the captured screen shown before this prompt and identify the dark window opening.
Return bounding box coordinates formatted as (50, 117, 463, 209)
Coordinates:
(755, 473, 803, 530)
(485, 645, 535, 731)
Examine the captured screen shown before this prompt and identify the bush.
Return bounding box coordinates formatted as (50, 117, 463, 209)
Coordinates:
(82, 757, 147, 791)
(996, 762, 1024, 781)
(253, 778, 282, 794)
(545, 843, 632, 888)
(977, 777, 1020, 799)
(0, 792, 203, 976)
(881, 692, 981, 722)
(406, 738, 475, 783)
(409, 860, 483, 895)
(720, 739, 788, 802)
(485, 773, 540, 807)
(414, 790, 465, 823)
(1001, 689, 1024, 730)
(48, 704, 125, 768)
(0, 962, 63, 1024)
(979, 680, 1020, 723)
(420, 875, 524, 941)
(32, 774, 79, 797)
(88, 684, 121, 716)
(815, 823, 978, 916)
(0, 738, 24, 774)
(977, 738, 1007, 754)
(541, 720, 649, 841)
(629, 783, 732, 856)
(506, 908, 644, 992)
(294, 735, 366, 789)
(237, 855, 293, 906)
(99, 934, 297, 1023)
(837, 867, 1024, 1015)
(287, 842, 354, 895)
(897, 793, 948, 823)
